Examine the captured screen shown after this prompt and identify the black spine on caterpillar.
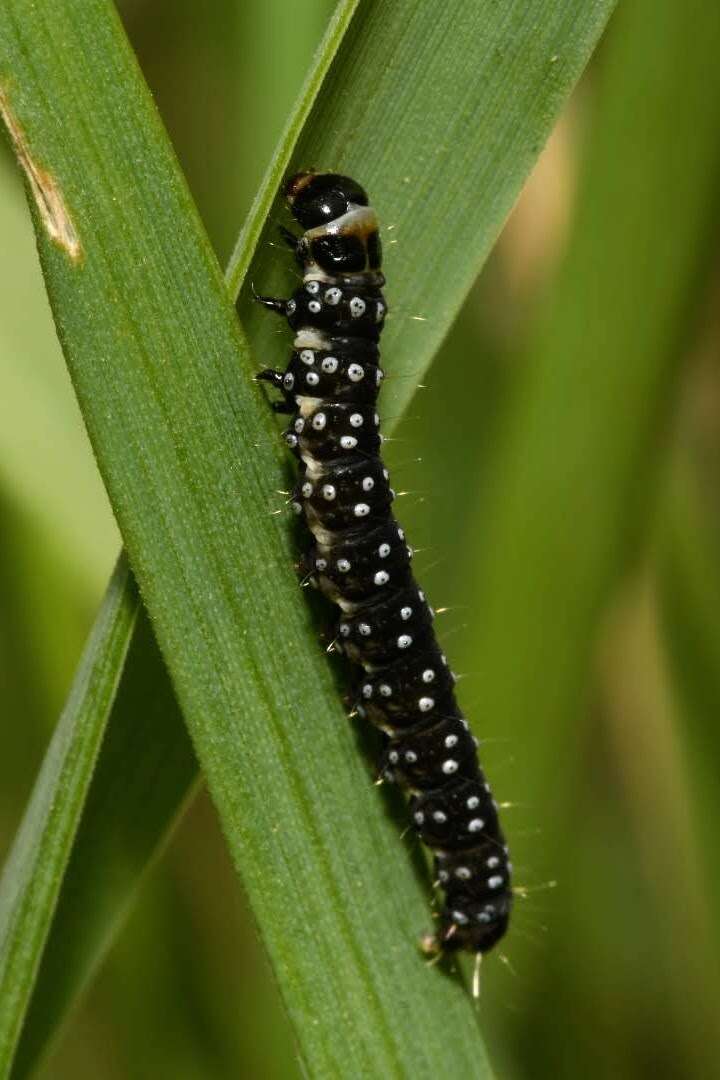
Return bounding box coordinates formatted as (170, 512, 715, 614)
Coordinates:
(255, 171, 512, 956)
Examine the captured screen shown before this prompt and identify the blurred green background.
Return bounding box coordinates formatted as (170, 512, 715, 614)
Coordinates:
(2, 1, 720, 1077)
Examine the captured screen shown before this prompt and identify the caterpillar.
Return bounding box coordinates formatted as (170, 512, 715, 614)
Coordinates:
(255, 172, 512, 969)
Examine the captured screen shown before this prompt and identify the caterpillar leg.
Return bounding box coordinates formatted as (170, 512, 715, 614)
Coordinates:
(252, 290, 288, 316)
(256, 368, 295, 413)
(271, 400, 296, 415)
(256, 368, 284, 390)
(278, 224, 300, 249)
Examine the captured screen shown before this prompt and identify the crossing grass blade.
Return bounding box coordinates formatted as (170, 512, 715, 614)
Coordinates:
(659, 460, 720, 951)
(0, 0, 614, 1073)
(0, 556, 138, 1076)
(447, 0, 720, 1071)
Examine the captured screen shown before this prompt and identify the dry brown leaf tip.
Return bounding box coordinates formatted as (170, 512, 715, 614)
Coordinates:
(0, 85, 83, 264)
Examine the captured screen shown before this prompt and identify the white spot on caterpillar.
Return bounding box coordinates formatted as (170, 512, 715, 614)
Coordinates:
(348, 363, 365, 382)
(322, 484, 336, 501)
(358, 622, 372, 636)
(466, 795, 480, 810)
(308, 299, 321, 314)
(362, 476, 375, 491)
(419, 697, 435, 713)
(324, 287, 342, 305)
(422, 669, 435, 683)
(340, 435, 357, 449)
(349, 296, 366, 317)
(488, 875, 503, 890)
(379, 683, 392, 697)
(468, 818, 485, 833)
(444, 733, 457, 747)
(283, 373, 295, 389)
(354, 503, 370, 517)
(442, 759, 458, 775)
(374, 570, 389, 586)
(306, 371, 320, 386)
(400, 606, 413, 620)
(300, 349, 315, 365)
(397, 634, 412, 649)
(432, 810, 447, 824)
(349, 413, 364, 428)
(311, 412, 327, 430)
(305, 280, 320, 294)
(321, 356, 338, 373)
(336, 558, 351, 572)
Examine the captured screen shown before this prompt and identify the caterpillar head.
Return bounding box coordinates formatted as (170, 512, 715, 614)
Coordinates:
(286, 172, 369, 228)
(285, 172, 382, 274)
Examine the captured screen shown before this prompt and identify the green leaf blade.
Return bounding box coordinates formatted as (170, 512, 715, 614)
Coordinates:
(12, 604, 197, 1079)
(236, 0, 618, 423)
(0, 555, 138, 1074)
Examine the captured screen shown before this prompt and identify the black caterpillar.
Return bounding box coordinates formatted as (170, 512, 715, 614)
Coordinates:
(255, 172, 512, 962)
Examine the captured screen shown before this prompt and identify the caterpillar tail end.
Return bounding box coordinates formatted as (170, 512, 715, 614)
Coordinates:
(420, 933, 483, 1000)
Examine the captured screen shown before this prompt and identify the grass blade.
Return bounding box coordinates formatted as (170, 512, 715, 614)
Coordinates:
(12, 604, 197, 1078)
(235, 0, 618, 423)
(9, 4, 359, 1069)
(0, 556, 138, 1074)
(1, 0, 613, 1073)
(457, 0, 720, 829)
(660, 460, 720, 950)
(446, 0, 720, 1071)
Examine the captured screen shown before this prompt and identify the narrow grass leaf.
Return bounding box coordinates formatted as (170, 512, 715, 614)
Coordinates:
(12, 605, 197, 1078)
(459, 0, 720, 827)
(0, 555, 138, 1075)
(235, 0, 618, 425)
(11, 5, 358, 1071)
(451, 0, 720, 1069)
(659, 462, 720, 951)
